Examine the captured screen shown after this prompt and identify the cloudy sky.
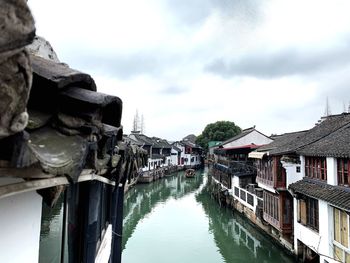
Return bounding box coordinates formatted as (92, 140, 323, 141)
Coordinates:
(28, 0, 350, 141)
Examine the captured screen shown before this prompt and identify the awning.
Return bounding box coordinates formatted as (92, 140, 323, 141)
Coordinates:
(248, 151, 267, 159)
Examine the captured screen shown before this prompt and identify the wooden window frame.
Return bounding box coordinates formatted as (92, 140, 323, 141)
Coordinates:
(298, 196, 319, 232)
(333, 207, 350, 263)
(305, 157, 327, 181)
(263, 191, 279, 221)
(337, 158, 350, 187)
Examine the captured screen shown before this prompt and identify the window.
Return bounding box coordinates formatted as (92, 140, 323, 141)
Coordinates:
(263, 191, 279, 221)
(283, 196, 292, 224)
(305, 157, 327, 181)
(234, 187, 239, 197)
(333, 207, 350, 262)
(298, 196, 319, 231)
(247, 193, 254, 206)
(334, 208, 349, 247)
(257, 159, 273, 183)
(338, 159, 350, 187)
(296, 166, 301, 173)
(240, 190, 246, 201)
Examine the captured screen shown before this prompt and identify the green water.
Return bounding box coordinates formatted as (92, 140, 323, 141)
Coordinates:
(122, 169, 296, 263)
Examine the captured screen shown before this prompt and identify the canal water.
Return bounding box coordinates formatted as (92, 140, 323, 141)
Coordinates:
(122, 169, 296, 263)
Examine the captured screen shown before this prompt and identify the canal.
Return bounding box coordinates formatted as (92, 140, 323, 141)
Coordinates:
(122, 169, 296, 263)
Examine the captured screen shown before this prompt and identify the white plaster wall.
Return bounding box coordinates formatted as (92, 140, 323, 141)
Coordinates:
(170, 155, 177, 166)
(232, 176, 240, 189)
(282, 160, 303, 188)
(257, 182, 276, 193)
(165, 156, 171, 166)
(222, 130, 273, 148)
(294, 199, 332, 259)
(300, 156, 306, 178)
(184, 153, 191, 165)
(0, 178, 42, 263)
(319, 201, 332, 258)
(170, 149, 179, 165)
(327, 157, 337, 186)
(190, 154, 201, 165)
(95, 224, 112, 263)
(144, 158, 163, 171)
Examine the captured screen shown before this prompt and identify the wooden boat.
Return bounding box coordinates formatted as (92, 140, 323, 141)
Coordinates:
(185, 169, 196, 178)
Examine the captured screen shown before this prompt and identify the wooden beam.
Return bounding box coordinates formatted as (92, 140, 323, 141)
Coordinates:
(0, 167, 55, 179)
(0, 170, 115, 200)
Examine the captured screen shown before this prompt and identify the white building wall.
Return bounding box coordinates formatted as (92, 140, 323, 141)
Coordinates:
(174, 143, 185, 164)
(232, 176, 240, 189)
(222, 130, 273, 148)
(327, 157, 337, 186)
(165, 156, 171, 166)
(300, 156, 306, 178)
(0, 178, 42, 263)
(184, 153, 191, 166)
(170, 149, 179, 165)
(282, 159, 303, 188)
(143, 158, 163, 171)
(294, 199, 332, 260)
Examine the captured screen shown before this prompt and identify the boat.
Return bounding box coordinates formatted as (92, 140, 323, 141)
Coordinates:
(185, 169, 196, 178)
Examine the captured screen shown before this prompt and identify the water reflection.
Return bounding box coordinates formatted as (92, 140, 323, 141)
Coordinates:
(39, 195, 64, 263)
(195, 184, 295, 263)
(122, 170, 296, 263)
(122, 170, 203, 250)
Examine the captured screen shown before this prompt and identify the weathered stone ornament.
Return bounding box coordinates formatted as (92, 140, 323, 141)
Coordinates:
(0, 0, 35, 139)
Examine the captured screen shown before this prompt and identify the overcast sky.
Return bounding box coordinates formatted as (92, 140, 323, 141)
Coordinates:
(28, 0, 350, 141)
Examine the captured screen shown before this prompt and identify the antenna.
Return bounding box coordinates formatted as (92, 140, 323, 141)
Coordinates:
(324, 97, 331, 117)
(132, 109, 140, 132)
(141, 114, 145, 134)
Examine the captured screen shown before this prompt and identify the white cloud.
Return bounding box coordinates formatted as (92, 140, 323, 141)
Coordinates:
(28, 0, 350, 140)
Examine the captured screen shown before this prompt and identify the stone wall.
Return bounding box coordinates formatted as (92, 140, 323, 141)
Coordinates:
(0, 0, 35, 139)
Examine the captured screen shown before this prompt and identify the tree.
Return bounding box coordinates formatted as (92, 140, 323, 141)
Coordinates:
(196, 121, 241, 152)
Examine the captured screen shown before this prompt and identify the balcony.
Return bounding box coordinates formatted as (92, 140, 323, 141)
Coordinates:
(217, 160, 256, 176)
(263, 191, 293, 233)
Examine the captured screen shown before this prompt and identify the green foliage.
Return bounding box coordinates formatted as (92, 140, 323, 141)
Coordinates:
(196, 121, 241, 152)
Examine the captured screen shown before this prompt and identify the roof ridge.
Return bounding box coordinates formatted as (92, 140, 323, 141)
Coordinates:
(296, 117, 350, 153)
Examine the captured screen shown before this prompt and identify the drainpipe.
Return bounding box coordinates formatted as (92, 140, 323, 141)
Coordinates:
(67, 184, 80, 263)
(110, 181, 126, 263)
(110, 160, 129, 263)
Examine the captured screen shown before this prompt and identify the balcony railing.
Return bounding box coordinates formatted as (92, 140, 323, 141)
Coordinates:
(217, 160, 256, 176)
(233, 186, 263, 213)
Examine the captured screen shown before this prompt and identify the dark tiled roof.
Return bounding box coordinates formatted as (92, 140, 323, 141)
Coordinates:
(257, 130, 307, 153)
(124, 135, 143, 146)
(182, 140, 201, 149)
(130, 134, 154, 146)
(151, 154, 165, 159)
(182, 134, 197, 144)
(129, 134, 172, 149)
(289, 178, 350, 212)
(172, 145, 182, 152)
(297, 123, 350, 158)
(151, 137, 172, 149)
(271, 113, 350, 155)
